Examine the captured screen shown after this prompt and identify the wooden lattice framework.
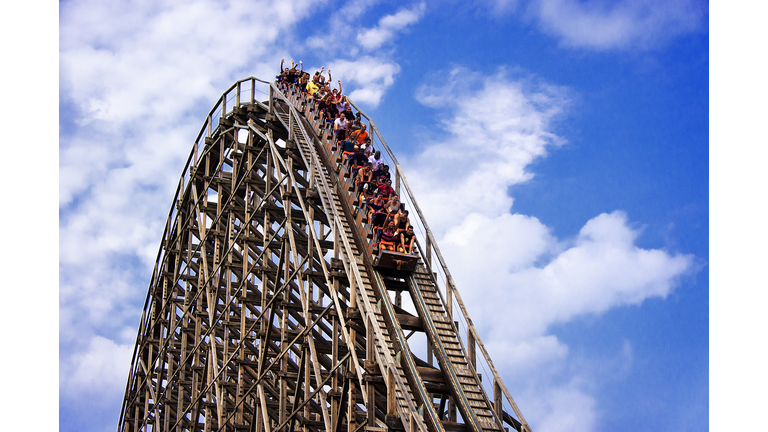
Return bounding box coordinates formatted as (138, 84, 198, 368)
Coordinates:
(117, 78, 531, 432)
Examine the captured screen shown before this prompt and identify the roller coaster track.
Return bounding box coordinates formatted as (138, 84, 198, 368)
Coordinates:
(117, 77, 532, 432)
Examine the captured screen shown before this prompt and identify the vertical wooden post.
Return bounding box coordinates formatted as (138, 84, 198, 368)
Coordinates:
(493, 378, 503, 421)
(426, 338, 433, 367)
(334, 224, 340, 260)
(250, 78, 256, 104)
(255, 404, 264, 432)
(304, 345, 312, 432)
(395, 167, 401, 196)
(366, 317, 375, 363)
(279, 292, 288, 424)
(332, 319, 339, 424)
(205, 354, 214, 432)
(288, 111, 294, 143)
(349, 367, 357, 432)
(236, 302, 246, 426)
(236, 82, 241, 107)
(269, 85, 274, 115)
(366, 320, 376, 428)
(426, 237, 432, 270)
(446, 281, 453, 320)
(387, 367, 396, 416)
(367, 374, 376, 427)
(349, 267, 357, 310)
(468, 328, 476, 370)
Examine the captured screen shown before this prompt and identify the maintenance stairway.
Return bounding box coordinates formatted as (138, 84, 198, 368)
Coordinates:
(118, 77, 531, 432)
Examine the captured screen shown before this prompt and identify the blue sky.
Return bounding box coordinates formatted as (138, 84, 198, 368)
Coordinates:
(13, 0, 726, 430)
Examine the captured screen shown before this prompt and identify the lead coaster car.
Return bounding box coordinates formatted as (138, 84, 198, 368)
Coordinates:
(373, 249, 419, 273)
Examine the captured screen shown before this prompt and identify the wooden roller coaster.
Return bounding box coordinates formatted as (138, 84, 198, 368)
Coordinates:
(117, 77, 532, 432)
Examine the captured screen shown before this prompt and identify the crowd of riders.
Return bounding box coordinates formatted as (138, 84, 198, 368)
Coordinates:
(277, 60, 416, 256)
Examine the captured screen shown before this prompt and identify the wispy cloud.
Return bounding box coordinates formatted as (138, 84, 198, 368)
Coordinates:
(530, 0, 707, 50)
(480, 0, 706, 50)
(303, 1, 427, 108)
(304, 0, 380, 54)
(411, 66, 569, 233)
(406, 67, 697, 430)
(357, 2, 427, 50)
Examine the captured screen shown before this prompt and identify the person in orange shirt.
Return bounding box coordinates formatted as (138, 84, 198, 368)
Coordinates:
(350, 124, 368, 145)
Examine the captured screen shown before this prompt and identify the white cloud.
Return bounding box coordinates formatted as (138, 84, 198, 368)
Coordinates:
(61, 335, 135, 398)
(328, 56, 401, 107)
(479, 0, 706, 50)
(357, 2, 427, 49)
(410, 67, 568, 234)
(531, 382, 598, 432)
(405, 67, 697, 429)
(301, 2, 426, 108)
(484, 0, 522, 14)
(60, 0, 317, 204)
(486, 334, 569, 374)
(59, 1, 323, 430)
(528, 0, 707, 50)
(443, 213, 556, 273)
(446, 210, 695, 342)
(304, 0, 380, 54)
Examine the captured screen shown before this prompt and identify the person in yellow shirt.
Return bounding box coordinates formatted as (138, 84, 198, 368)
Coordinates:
(306, 80, 319, 96)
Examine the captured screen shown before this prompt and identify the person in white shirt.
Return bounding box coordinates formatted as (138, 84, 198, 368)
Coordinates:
(368, 150, 384, 171)
(333, 112, 347, 141)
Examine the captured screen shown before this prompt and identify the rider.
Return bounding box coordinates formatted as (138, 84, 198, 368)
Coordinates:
(399, 226, 416, 254)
